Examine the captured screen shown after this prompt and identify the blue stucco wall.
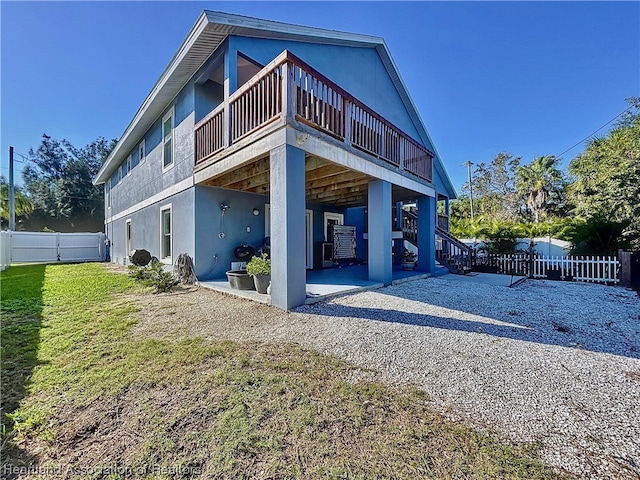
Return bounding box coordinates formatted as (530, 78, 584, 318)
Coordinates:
(432, 167, 451, 200)
(106, 188, 195, 266)
(107, 86, 195, 219)
(194, 185, 269, 280)
(194, 185, 353, 278)
(228, 36, 424, 145)
(345, 206, 367, 262)
(195, 81, 224, 124)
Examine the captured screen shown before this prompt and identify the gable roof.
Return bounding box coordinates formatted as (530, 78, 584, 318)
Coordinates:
(94, 10, 457, 198)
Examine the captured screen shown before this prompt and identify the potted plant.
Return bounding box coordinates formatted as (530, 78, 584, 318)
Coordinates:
(246, 253, 271, 294)
(400, 249, 417, 270)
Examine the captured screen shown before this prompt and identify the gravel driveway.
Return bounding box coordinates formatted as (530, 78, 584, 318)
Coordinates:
(133, 275, 640, 479)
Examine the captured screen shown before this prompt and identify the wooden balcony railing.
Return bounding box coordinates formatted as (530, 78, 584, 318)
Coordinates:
(194, 50, 434, 182)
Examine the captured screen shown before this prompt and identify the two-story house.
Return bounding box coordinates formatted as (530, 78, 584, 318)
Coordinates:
(93, 11, 459, 310)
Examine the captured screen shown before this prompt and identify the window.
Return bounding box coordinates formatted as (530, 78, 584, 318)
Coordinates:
(126, 155, 132, 176)
(162, 109, 174, 170)
(106, 183, 111, 210)
(138, 140, 145, 164)
(160, 205, 172, 262)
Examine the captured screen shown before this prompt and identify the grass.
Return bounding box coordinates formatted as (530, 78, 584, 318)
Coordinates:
(1, 263, 566, 479)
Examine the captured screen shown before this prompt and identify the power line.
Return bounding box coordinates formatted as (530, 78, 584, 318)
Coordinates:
(13, 152, 30, 163)
(554, 105, 634, 159)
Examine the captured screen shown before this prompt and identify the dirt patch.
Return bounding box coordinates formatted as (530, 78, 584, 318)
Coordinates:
(131, 285, 287, 342)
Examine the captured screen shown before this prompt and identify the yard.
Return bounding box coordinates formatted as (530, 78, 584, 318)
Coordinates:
(1, 264, 639, 479)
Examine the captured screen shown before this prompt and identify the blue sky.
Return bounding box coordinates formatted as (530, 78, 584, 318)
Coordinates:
(1, 1, 638, 193)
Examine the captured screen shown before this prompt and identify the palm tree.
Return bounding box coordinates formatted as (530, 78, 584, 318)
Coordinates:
(516, 156, 564, 223)
(1, 176, 33, 225)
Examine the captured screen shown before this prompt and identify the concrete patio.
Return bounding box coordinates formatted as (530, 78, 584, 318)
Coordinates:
(199, 264, 441, 305)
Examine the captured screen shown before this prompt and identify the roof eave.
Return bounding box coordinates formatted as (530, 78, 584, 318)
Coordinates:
(94, 11, 212, 185)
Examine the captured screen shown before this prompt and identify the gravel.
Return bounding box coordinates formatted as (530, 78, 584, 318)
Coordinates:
(133, 275, 640, 479)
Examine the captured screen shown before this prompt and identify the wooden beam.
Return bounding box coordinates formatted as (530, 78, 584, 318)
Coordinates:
(311, 183, 368, 200)
(305, 163, 351, 183)
(208, 156, 270, 188)
(331, 195, 368, 206)
(304, 156, 330, 171)
(307, 169, 362, 188)
(225, 171, 271, 191)
(306, 176, 370, 196)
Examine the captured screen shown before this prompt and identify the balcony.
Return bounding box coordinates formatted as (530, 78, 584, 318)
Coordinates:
(194, 50, 433, 184)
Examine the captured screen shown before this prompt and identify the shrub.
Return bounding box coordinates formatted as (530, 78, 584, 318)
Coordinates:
(128, 259, 178, 293)
(245, 253, 271, 276)
(128, 264, 152, 282)
(478, 221, 522, 254)
(401, 249, 417, 262)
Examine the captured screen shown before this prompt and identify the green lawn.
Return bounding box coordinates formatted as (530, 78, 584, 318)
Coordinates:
(1, 263, 566, 479)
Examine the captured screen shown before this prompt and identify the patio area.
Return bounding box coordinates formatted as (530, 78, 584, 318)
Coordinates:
(199, 264, 443, 305)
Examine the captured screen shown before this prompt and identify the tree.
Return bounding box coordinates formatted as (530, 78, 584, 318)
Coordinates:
(477, 219, 522, 254)
(22, 135, 116, 232)
(0, 176, 33, 229)
(568, 100, 640, 249)
(516, 155, 566, 223)
(464, 152, 522, 220)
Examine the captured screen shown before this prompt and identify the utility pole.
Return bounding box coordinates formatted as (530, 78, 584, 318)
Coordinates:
(9, 146, 15, 231)
(463, 160, 474, 221)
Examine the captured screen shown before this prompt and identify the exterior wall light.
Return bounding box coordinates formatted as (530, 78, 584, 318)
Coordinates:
(252, 208, 260, 216)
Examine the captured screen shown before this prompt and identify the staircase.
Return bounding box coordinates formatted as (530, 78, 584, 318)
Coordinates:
(434, 225, 473, 274)
(400, 209, 473, 275)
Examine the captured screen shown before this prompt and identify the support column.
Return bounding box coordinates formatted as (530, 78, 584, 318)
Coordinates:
(368, 180, 392, 284)
(444, 196, 450, 231)
(269, 144, 307, 310)
(417, 195, 436, 275)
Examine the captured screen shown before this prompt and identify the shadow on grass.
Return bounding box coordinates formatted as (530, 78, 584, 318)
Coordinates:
(1, 264, 46, 468)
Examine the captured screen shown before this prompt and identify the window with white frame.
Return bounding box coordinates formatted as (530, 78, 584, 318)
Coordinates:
(125, 219, 132, 258)
(106, 183, 111, 210)
(138, 140, 145, 164)
(126, 155, 132, 176)
(162, 109, 174, 170)
(160, 205, 172, 262)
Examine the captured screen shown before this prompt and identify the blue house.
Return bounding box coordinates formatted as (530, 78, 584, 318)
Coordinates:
(93, 11, 463, 310)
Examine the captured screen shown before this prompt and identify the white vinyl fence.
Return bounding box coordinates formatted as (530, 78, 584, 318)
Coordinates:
(0, 231, 106, 269)
(489, 254, 620, 285)
(0, 231, 11, 271)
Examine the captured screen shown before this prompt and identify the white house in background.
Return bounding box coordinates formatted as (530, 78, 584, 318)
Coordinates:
(460, 236, 572, 257)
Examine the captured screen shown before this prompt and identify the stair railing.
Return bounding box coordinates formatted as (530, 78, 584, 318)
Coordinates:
(435, 225, 473, 273)
(399, 209, 473, 274)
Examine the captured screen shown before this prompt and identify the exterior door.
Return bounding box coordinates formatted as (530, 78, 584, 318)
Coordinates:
(266, 204, 313, 269)
(125, 219, 132, 260)
(323, 212, 344, 242)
